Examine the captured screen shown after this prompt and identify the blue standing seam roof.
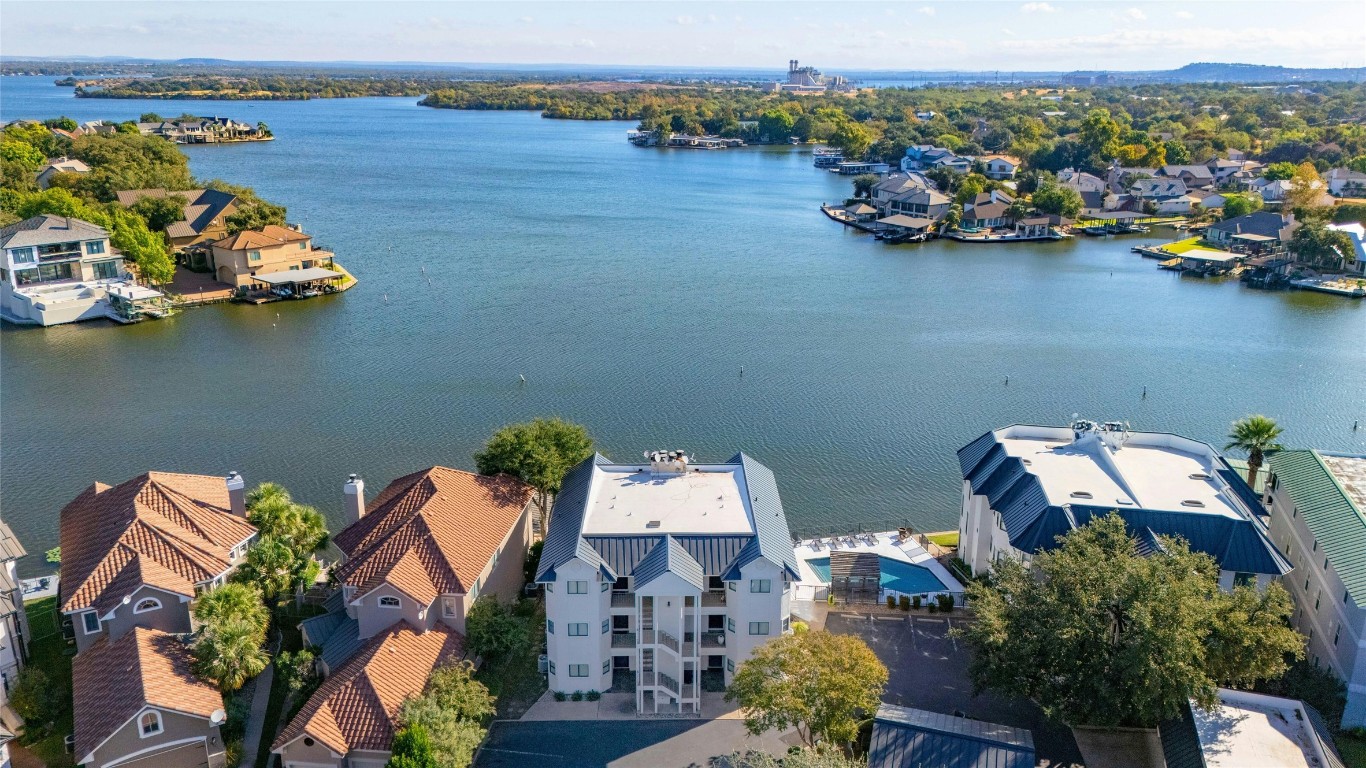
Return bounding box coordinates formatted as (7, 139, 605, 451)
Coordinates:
(632, 535, 706, 591)
(318, 616, 363, 673)
(722, 452, 801, 581)
(586, 535, 750, 579)
(869, 704, 1035, 768)
(536, 453, 612, 583)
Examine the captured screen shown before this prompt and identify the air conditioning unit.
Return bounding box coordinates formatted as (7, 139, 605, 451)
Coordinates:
(538, 655, 548, 674)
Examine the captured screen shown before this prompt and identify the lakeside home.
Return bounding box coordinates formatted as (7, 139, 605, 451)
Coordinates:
(208, 224, 344, 298)
(116, 188, 238, 250)
(136, 116, 270, 144)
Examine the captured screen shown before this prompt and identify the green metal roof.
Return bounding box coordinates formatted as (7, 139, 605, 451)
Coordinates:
(1268, 450, 1366, 605)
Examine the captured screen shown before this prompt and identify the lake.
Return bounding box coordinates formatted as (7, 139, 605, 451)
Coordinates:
(2, 76, 1363, 577)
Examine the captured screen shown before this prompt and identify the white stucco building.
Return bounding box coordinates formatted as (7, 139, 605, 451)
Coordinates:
(536, 452, 799, 714)
(957, 420, 1289, 589)
(1264, 450, 1366, 729)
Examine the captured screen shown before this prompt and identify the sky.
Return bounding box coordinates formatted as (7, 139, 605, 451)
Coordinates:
(3, 1, 1365, 73)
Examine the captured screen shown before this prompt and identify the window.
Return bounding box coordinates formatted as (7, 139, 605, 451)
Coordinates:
(469, 580, 479, 601)
(1233, 572, 1256, 588)
(728, 581, 736, 591)
(602, 620, 610, 635)
(726, 618, 735, 633)
(85, 240, 105, 256)
(379, 595, 401, 608)
(299, 242, 308, 250)
(546, 584, 553, 593)
(549, 661, 556, 675)
(1334, 627, 1341, 646)
(248, 250, 261, 262)
(139, 711, 162, 737)
(727, 658, 735, 672)
(82, 611, 100, 634)
(133, 598, 161, 614)
(92, 260, 119, 279)
(1315, 593, 1321, 611)
(547, 620, 554, 635)
(567, 581, 588, 594)
(443, 597, 457, 617)
(568, 623, 589, 637)
(612, 615, 629, 632)
(782, 617, 791, 632)
(603, 659, 612, 674)
(569, 664, 589, 678)
(10, 247, 35, 264)
(601, 580, 610, 592)
(750, 579, 771, 593)
(748, 622, 770, 636)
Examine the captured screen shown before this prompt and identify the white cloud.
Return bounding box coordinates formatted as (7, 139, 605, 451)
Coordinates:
(1001, 27, 1018, 36)
(1021, 2, 1058, 13)
(1126, 8, 1147, 20)
(518, 16, 534, 24)
(1175, 10, 1194, 19)
(918, 6, 937, 16)
(673, 15, 695, 25)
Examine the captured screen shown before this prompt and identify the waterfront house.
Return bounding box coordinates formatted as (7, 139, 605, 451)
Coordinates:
(34, 156, 90, 189)
(961, 200, 1011, 230)
(1013, 216, 1054, 238)
(871, 173, 934, 212)
(981, 155, 1022, 180)
(1186, 189, 1228, 210)
(59, 471, 258, 654)
(275, 468, 533, 766)
(1326, 223, 1366, 276)
(901, 145, 971, 174)
(844, 203, 878, 222)
(116, 188, 238, 250)
(1129, 178, 1193, 214)
(868, 704, 1035, 768)
(72, 628, 227, 768)
(1264, 450, 1366, 728)
(1105, 161, 1157, 195)
(0, 214, 157, 327)
(1205, 212, 1298, 248)
(536, 452, 800, 714)
(0, 521, 29, 741)
(137, 116, 262, 144)
(208, 224, 336, 289)
(1056, 168, 1106, 193)
(884, 187, 951, 220)
(1326, 167, 1366, 198)
(957, 419, 1290, 588)
(1158, 164, 1216, 190)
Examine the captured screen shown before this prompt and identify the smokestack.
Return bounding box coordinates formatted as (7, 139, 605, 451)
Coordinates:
(225, 472, 246, 517)
(344, 474, 365, 523)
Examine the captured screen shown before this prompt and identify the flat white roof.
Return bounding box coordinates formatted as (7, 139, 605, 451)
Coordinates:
(1190, 689, 1330, 768)
(996, 425, 1244, 519)
(580, 464, 756, 536)
(1322, 454, 1366, 512)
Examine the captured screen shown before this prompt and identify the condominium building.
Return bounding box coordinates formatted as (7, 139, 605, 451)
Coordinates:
(1264, 450, 1366, 728)
(957, 419, 1289, 587)
(536, 451, 800, 714)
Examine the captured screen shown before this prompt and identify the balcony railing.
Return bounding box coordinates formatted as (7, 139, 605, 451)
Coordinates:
(701, 591, 726, 608)
(611, 592, 633, 608)
(657, 629, 680, 654)
(611, 632, 636, 649)
(657, 671, 680, 695)
(701, 631, 725, 649)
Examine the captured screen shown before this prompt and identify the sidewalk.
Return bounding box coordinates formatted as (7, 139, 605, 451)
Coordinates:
(520, 691, 745, 721)
(237, 663, 276, 768)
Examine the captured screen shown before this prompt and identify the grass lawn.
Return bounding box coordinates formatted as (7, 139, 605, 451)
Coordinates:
(1339, 732, 1366, 768)
(19, 597, 76, 768)
(926, 531, 959, 548)
(1158, 236, 1204, 254)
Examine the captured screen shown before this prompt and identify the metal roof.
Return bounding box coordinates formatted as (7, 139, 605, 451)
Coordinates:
(586, 535, 748, 578)
(536, 454, 614, 583)
(632, 535, 705, 591)
(318, 616, 363, 674)
(869, 704, 1035, 768)
(251, 267, 342, 285)
(1268, 450, 1366, 604)
(722, 452, 801, 581)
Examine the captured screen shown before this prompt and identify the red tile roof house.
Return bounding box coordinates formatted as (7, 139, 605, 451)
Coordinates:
(273, 468, 535, 768)
(58, 471, 259, 768)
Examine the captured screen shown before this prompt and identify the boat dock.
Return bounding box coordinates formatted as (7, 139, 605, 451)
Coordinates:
(945, 231, 1068, 243)
(1290, 276, 1366, 298)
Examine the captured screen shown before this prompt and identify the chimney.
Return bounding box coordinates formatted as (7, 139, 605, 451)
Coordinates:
(344, 474, 365, 523)
(225, 472, 246, 517)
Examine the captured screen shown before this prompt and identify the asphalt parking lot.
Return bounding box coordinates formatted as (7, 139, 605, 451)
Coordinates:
(475, 719, 795, 768)
(825, 611, 1084, 767)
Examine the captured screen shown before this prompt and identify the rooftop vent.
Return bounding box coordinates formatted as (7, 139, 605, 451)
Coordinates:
(645, 520, 661, 529)
(645, 450, 690, 475)
(1070, 491, 1093, 499)
(1181, 499, 1206, 508)
(1116, 499, 1134, 505)
(1189, 472, 1212, 481)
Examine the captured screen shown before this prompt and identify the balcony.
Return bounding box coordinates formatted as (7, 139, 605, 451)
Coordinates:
(701, 591, 727, 608)
(611, 632, 636, 649)
(701, 631, 725, 649)
(611, 592, 633, 608)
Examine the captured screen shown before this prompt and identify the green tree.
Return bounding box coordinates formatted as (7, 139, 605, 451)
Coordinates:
(941, 203, 962, 231)
(1225, 415, 1284, 488)
(1007, 198, 1032, 222)
(1291, 220, 1357, 267)
(6, 187, 174, 284)
(1079, 109, 1122, 162)
(256, 121, 272, 138)
(464, 597, 531, 661)
(1031, 181, 1083, 217)
(1221, 193, 1264, 219)
(475, 417, 593, 529)
(235, 483, 329, 602)
(139, 112, 165, 123)
(723, 750, 868, 768)
(757, 109, 795, 143)
(725, 631, 887, 749)
(1164, 140, 1191, 165)
(1, 139, 44, 170)
(828, 120, 874, 159)
(397, 662, 494, 768)
(193, 582, 269, 641)
(193, 618, 270, 692)
(850, 173, 878, 200)
(10, 667, 65, 727)
(1262, 162, 1297, 181)
(957, 513, 1302, 729)
(224, 199, 287, 234)
(1283, 162, 1328, 215)
(386, 725, 438, 768)
(43, 117, 78, 132)
(129, 193, 188, 232)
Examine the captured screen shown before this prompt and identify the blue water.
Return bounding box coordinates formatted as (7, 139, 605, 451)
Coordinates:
(1, 77, 1363, 577)
(805, 556, 949, 595)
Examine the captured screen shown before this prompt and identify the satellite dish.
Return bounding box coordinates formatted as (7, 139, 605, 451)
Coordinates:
(210, 708, 227, 725)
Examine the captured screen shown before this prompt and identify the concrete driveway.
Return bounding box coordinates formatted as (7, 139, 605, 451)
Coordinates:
(475, 719, 798, 768)
(825, 610, 1084, 767)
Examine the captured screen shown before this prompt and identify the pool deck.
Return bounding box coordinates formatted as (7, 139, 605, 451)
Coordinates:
(791, 530, 963, 603)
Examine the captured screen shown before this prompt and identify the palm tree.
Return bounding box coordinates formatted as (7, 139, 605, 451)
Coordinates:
(1225, 415, 1284, 489)
(193, 619, 269, 692)
(192, 582, 268, 641)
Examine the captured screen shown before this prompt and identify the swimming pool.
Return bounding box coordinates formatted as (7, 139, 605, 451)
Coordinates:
(804, 556, 949, 595)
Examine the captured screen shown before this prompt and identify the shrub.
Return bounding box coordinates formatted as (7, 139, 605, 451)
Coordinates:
(553, 691, 567, 702)
(586, 690, 601, 701)
(927, 602, 937, 613)
(571, 690, 584, 702)
(898, 595, 911, 611)
(465, 596, 530, 661)
(911, 595, 921, 610)
(792, 621, 809, 635)
(886, 595, 896, 609)
(937, 594, 955, 612)
(10, 667, 64, 728)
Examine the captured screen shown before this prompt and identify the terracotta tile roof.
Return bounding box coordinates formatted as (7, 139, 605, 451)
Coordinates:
(73, 627, 223, 762)
(272, 622, 463, 755)
(212, 225, 309, 252)
(59, 472, 257, 615)
(333, 468, 532, 605)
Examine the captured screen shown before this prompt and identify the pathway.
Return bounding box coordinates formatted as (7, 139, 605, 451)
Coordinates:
(237, 663, 275, 768)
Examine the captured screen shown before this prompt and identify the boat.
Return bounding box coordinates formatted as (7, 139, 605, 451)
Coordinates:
(1081, 225, 1110, 236)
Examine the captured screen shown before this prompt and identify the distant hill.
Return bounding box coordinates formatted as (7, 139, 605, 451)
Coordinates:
(1162, 62, 1365, 82)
